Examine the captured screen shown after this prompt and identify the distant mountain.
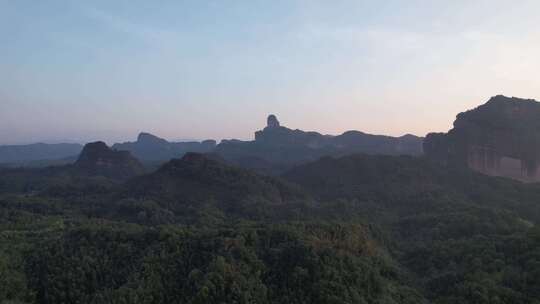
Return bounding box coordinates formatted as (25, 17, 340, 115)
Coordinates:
(0, 156, 77, 169)
(0, 143, 82, 164)
(74, 141, 145, 180)
(0, 142, 145, 194)
(0, 118, 421, 172)
(424, 95, 540, 182)
(112, 132, 216, 161)
(215, 115, 423, 173)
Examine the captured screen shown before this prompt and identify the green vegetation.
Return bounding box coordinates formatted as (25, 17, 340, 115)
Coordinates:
(1, 153, 540, 303)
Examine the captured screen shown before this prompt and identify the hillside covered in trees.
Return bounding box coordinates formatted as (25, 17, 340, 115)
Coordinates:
(1, 149, 540, 303)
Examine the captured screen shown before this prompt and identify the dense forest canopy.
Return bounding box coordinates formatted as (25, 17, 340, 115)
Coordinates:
(1, 149, 540, 303)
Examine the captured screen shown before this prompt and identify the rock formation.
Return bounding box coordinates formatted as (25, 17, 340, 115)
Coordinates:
(112, 132, 216, 161)
(137, 132, 170, 146)
(267, 114, 280, 128)
(216, 114, 424, 173)
(424, 95, 540, 182)
(74, 141, 145, 180)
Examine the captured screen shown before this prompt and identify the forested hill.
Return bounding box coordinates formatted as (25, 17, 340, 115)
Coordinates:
(283, 154, 540, 302)
(121, 152, 311, 221)
(1, 151, 540, 303)
(283, 154, 540, 222)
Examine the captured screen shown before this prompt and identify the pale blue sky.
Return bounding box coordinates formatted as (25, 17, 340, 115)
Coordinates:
(1, 0, 540, 144)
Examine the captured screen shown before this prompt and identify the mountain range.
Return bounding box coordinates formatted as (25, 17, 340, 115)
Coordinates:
(0, 116, 422, 170)
(111, 133, 217, 161)
(2, 95, 540, 303)
(215, 114, 423, 173)
(3, 95, 540, 184)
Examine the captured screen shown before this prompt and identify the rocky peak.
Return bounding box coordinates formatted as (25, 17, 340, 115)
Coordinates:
(75, 141, 145, 180)
(267, 114, 280, 128)
(76, 142, 115, 165)
(137, 132, 169, 145)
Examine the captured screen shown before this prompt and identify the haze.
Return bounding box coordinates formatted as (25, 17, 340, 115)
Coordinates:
(1, 0, 540, 144)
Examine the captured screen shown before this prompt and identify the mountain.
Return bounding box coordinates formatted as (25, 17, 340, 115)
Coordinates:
(282, 153, 540, 302)
(283, 153, 540, 222)
(74, 141, 145, 180)
(5, 99, 540, 303)
(112, 132, 216, 161)
(0, 142, 144, 194)
(3, 147, 540, 303)
(215, 115, 423, 173)
(424, 95, 540, 182)
(124, 152, 309, 219)
(0, 142, 82, 164)
(4, 151, 539, 303)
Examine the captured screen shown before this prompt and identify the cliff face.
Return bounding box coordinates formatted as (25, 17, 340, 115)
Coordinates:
(424, 95, 540, 182)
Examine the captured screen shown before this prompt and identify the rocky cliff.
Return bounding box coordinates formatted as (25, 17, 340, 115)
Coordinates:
(424, 95, 540, 182)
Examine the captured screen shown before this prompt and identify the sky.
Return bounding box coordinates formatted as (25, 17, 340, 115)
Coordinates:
(1, 0, 540, 145)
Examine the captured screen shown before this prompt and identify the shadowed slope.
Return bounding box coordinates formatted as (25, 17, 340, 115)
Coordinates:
(125, 153, 310, 218)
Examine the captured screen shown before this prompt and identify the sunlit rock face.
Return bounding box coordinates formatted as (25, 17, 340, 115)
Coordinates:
(424, 95, 540, 182)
